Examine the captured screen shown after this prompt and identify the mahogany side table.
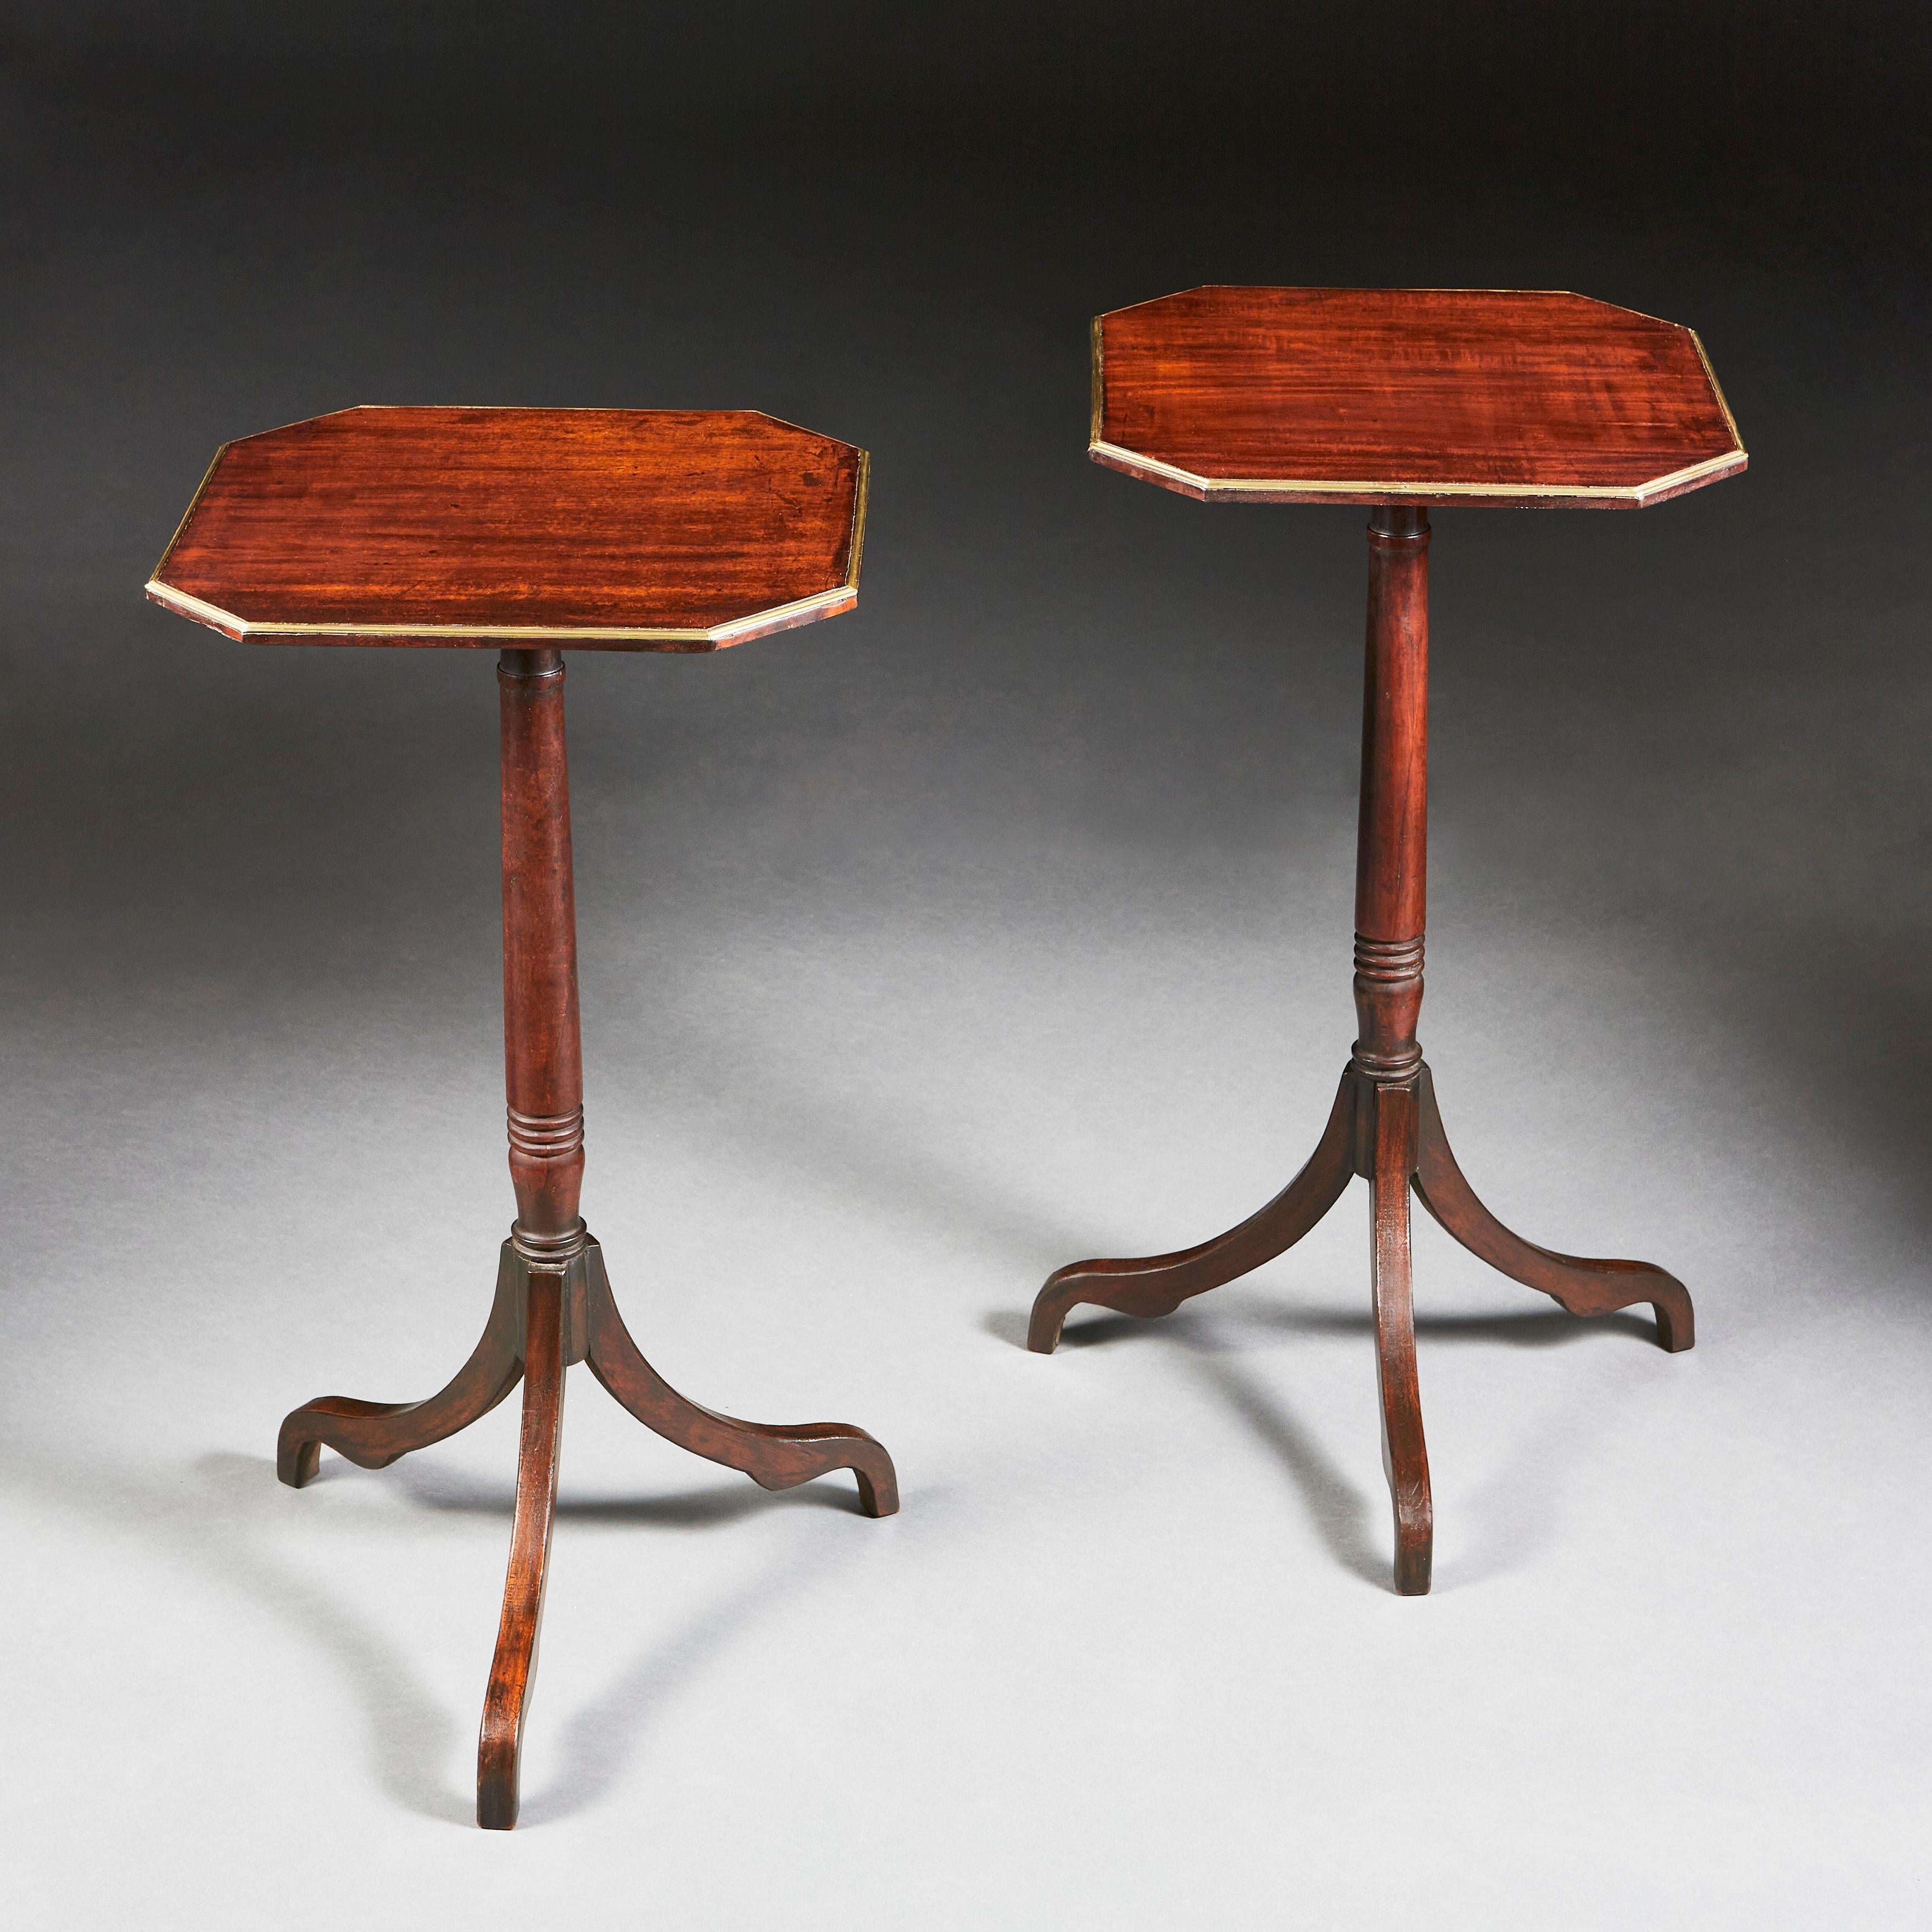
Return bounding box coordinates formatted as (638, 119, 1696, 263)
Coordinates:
(1031, 288, 1746, 1595)
(147, 406, 898, 1827)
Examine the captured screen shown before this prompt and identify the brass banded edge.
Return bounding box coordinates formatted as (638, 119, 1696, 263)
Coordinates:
(1100, 285, 1705, 329)
(148, 444, 228, 584)
(144, 579, 856, 645)
(1689, 330, 1747, 457)
(1088, 440, 1746, 504)
(1089, 315, 1105, 448)
(843, 448, 869, 593)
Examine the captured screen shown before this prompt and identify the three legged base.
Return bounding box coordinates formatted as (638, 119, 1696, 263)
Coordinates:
(279, 1232, 897, 1828)
(1028, 1062, 1692, 1595)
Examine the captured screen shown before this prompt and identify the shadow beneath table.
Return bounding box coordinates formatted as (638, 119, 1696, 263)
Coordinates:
(1190, 1348, 1388, 1589)
(993, 1292, 1659, 1593)
(0, 1442, 474, 1823)
(1235, 1303, 1649, 1590)
(393, 1460, 885, 1828)
(1028, 1303, 1653, 1352)
(981, 1307, 1033, 1350)
(990, 1305, 1386, 1590)
(391, 1460, 867, 1525)
(1253, 1304, 1659, 1348)
(514, 1532, 856, 1828)
(0, 1433, 884, 1828)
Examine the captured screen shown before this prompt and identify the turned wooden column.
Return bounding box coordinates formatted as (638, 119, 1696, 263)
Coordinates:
(499, 647, 587, 1261)
(481, 646, 578, 1827)
(1034, 287, 1734, 1593)
(1352, 505, 1430, 1085)
(155, 405, 895, 1833)
(1353, 505, 1433, 1593)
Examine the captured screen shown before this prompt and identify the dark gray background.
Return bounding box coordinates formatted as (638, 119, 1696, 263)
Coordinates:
(3, 6, 1927, 1925)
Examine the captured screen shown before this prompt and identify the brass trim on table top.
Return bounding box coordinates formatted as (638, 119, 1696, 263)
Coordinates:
(1086, 288, 1746, 509)
(142, 579, 860, 646)
(217, 401, 853, 440)
(146, 415, 871, 649)
(148, 443, 229, 585)
(1689, 329, 1745, 455)
(1088, 440, 1747, 506)
(844, 448, 869, 592)
(1100, 284, 1690, 325)
(1089, 315, 1105, 448)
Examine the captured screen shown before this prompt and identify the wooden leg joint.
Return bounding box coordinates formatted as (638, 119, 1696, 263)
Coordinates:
(279, 649, 896, 1829)
(1027, 504, 1694, 1595)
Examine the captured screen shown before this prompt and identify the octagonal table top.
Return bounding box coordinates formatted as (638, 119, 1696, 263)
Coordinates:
(1091, 287, 1746, 509)
(147, 406, 867, 650)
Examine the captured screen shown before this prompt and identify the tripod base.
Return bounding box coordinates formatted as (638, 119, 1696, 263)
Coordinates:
(1028, 1062, 1693, 1595)
(279, 1232, 897, 1828)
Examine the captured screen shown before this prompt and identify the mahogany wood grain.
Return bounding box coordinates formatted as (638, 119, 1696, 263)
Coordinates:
(1030, 465, 1715, 1592)
(1353, 506, 1430, 1081)
(147, 407, 867, 649)
(583, 1242, 898, 1518)
(277, 1244, 526, 1487)
(1412, 1067, 1694, 1351)
(1092, 287, 1745, 508)
(1368, 1080, 1431, 1596)
(174, 400, 903, 1827)
(269, 640, 897, 1825)
(478, 1267, 566, 1832)
(500, 649, 585, 1251)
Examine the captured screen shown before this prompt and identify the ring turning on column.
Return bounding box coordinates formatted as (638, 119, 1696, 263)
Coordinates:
(1037, 287, 1738, 1593)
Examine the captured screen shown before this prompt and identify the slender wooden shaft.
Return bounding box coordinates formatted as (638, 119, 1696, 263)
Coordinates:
(477, 1266, 566, 1830)
(1028, 499, 1695, 1597)
(499, 649, 585, 1251)
(280, 643, 897, 1831)
(1353, 505, 1431, 1081)
(1369, 1081, 1432, 1594)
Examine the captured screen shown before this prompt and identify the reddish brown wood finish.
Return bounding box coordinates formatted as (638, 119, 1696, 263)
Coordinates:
(146, 408, 867, 648)
(1368, 1080, 1430, 1596)
(1412, 1068, 1693, 1350)
(1091, 287, 1746, 508)
(139, 406, 897, 1829)
(478, 1268, 566, 1832)
(1027, 1070, 1358, 1353)
(584, 1243, 898, 1517)
(1353, 506, 1430, 1081)
(271, 648, 898, 1827)
(272, 648, 897, 1827)
(500, 649, 586, 1250)
(1031, 493, 1702, 1595)
(276, 1247, 525, 1485)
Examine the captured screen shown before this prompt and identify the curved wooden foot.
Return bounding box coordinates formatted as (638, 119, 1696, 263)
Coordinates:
(477, 1267, 566, 1831)
(582, 1241, 898, 1517)
(277, 1247, 526, 1487)
(1028, 1066, 1359, 1352)
(1369, 1081, 1431, 1595)
(1411, 1065, 1694, 1352)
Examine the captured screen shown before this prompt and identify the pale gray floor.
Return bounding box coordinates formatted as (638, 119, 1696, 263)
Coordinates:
(4, 737, 1929, 1928)
(6, 14, 1931, 1925)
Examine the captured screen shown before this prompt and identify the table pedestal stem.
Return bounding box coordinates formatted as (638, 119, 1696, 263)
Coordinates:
(278, 651, 897, 1831)
(1028, 507, 1693, 1596)
(499, 649, 587, 1256)
(1353, 509, 1433, 1593)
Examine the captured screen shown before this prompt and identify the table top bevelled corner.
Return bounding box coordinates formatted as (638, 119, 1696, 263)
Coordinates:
(146, 406, 868, 650)
(1040, 281, 1735, 1599)
(1090, 286, 1746, 509)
